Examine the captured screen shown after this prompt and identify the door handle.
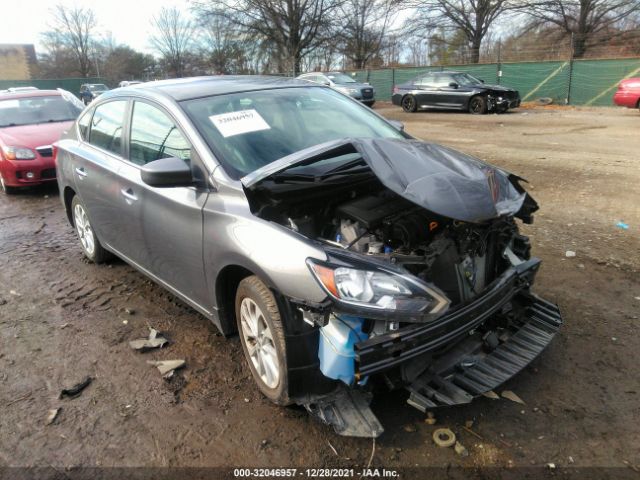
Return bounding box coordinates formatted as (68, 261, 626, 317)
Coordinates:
(75, 167, 87, 177)
(120, 188, 138, 202)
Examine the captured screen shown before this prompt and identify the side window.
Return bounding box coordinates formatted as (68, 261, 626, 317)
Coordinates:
(415, 74, 434, 86)
(433, 74, 453, 86)
(89, 101, 127, 155)
(77, 109, 92, 140)
(129, 101, 191, 166)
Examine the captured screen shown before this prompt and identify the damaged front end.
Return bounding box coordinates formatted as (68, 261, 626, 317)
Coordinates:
(242, 138, 562, 438)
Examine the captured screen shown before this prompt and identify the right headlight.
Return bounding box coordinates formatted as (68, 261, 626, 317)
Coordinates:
(307, 259, 449, 317)
(2, 146, 36, 160)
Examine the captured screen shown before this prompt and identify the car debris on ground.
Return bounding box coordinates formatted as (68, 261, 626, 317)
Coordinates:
(501, 390, 525, 404)
(59, 376, 92, 399)
(45, 408, 60, 425)
(424, 412, 436, 425)
(147, 359, 185, 378)
(129, 327, 168, 351)
(433, 428, 456, 448)
(454, 441, 469, 457)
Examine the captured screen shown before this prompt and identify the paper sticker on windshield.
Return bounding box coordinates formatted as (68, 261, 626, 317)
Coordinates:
(209, 109, 270, 138)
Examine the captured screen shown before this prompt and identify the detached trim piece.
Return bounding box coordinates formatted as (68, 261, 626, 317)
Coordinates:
(302, 387, 384, 438)
(407, 293, 562, 410)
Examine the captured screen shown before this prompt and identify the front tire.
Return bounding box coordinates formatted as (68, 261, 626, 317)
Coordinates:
(402, 95, 417, 113)
(71, 195, 109, 263)
(469, 95, 487, 114)
(0, 176, 16, 194)
(236, 276, 291, 405)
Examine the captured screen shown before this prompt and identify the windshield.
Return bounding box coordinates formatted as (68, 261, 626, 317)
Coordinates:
(182, 87, 403, 179)
(327, 73, 356, 84)
(0, 95, 82, 128)
(89, 84, 108, 91)
(451, 73, 483, 85)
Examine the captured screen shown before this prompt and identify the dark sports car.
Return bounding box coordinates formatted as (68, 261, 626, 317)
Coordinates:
(392, 71, 520, 114)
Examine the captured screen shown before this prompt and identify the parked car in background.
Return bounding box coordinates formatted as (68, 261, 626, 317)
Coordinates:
(79, 83, 109, 105)
(392, 71, 520, 114)
(56, 76, 561, 437)
(6, 86, 39, 93)
(118, 80, 143, 88)
(613, 78, 640, 111)
(298, 72, 375, 107)
(0, 89, 82, 193)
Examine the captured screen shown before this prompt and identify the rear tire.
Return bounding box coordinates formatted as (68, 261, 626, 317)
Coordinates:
(71, 195, 110, 263)
(402, 95, 417, 113)
(469, 95, 487, 114)
(236, 276, 291, 406)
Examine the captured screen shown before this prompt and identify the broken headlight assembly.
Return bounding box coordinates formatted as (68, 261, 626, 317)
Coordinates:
(307, 259, 450, 319)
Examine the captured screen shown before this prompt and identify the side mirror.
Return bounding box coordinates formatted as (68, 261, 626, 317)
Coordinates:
(141, 156, 193, 187)
(388, 120, 404, 131)
(448, 82, 459, 89)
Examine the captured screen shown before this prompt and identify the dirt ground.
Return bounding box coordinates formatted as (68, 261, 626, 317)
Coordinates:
(1, 105, 639, 478)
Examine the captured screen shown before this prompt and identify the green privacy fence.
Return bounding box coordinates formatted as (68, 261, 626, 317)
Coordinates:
(349, 57, 640, 106)
(3, 57, 640, 106)
(0, 77, 107, 97)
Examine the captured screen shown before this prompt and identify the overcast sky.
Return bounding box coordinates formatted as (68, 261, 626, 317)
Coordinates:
(2, 0, 191, 55)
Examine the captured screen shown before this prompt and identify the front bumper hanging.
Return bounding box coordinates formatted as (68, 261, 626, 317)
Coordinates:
(406, 293, 562, 411)
(303, 259, 562, 437)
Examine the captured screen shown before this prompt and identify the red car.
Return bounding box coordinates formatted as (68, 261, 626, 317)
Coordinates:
(613, 78, 640, 110)
(0, 89, 82, 194)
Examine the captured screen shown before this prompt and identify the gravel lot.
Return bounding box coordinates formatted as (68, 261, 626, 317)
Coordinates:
(1, 105, 639, 477)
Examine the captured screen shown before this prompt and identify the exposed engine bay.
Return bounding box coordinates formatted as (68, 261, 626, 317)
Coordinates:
(252, 186, 526, 308)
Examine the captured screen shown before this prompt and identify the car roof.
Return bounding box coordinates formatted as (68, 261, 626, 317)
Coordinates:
(0, 89, 63, 100)
(123, 75, 316, 102)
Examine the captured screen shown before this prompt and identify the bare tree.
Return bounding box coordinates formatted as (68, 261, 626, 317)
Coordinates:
(197, 13, 254, 74)
(150, 7, 193, 77)
(192, 0, 343, 75)
(413, 0, 515, 63)
(520, 0, 640, 58)
(47, 4, 97, 77)
(338, 0, 400, 69)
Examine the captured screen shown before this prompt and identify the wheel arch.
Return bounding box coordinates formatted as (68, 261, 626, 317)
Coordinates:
(63, 186, 76, 226)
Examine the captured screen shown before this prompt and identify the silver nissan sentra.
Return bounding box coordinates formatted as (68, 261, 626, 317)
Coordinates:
(57, 76, 562, 437)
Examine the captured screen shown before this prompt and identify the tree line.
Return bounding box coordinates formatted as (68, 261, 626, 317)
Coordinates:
(36, 0, 640, 82)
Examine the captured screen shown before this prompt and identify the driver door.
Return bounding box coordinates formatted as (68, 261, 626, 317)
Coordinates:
(118, 100, 211, 311)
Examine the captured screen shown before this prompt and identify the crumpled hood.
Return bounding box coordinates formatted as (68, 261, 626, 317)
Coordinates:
(472, 83, 515, 93)
(352, 138, 526, 223)
(243, 137, 530, 223)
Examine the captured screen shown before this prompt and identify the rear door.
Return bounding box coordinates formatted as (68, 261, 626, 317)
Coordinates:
(118, 99, 210, 309)
(72, 99, 128, 250)
(413, 74, 439, 107)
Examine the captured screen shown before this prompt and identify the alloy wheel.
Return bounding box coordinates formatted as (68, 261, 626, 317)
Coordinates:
(239, 297, 280, 389)
(74, 203, 95, 256)
(402, 95, 416, 112)
(470, 97, 485, 114)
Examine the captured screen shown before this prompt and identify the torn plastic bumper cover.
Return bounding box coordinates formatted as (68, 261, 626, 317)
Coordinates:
(303, 258, 562, 438)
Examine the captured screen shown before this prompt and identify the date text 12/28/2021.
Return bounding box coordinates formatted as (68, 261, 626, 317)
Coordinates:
(233, 468, 400, 478)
